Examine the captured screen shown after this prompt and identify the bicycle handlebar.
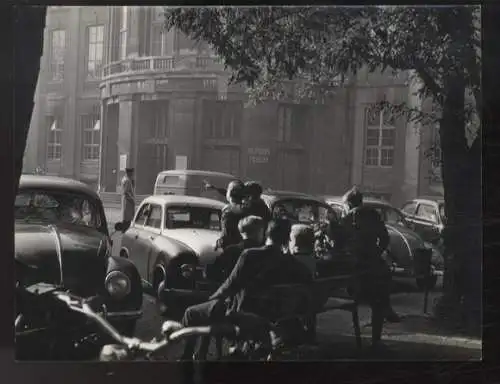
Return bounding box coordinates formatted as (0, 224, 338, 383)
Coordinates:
(53, 291, 240, 359)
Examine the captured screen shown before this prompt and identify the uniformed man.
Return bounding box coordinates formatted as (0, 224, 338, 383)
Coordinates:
(340, 186, 400, 350)
(120, 167, 135, 233)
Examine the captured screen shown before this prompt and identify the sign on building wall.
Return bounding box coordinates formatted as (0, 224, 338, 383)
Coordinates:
(175, 155, 188, 170)
(248, 147, 270, 164)
(119, 154, 128, 171)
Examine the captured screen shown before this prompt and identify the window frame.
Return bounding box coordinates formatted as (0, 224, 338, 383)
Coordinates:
(133, 203, 150, 227)
(415, 203, 439, 224)
(204, 100, 242, 140)
(81, 107, 101, 161)
(49, 29, 66, 81)
(86, 24, 105, 80)
(46, 115, 62, 161)
(144, 203, 164, 230)
(401, 201, 418, 216)
(277, 103, 306, 143)
(364, 108, 396, 167)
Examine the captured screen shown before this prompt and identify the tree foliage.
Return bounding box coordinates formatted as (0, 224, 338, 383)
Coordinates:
(165, 6, 480, 135)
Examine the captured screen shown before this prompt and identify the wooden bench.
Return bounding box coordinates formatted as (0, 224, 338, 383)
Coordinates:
(196, 275, 361, 360)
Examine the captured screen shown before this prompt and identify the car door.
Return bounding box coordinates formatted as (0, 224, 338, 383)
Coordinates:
(132, 203, 163, 284)
(126, 203, 151, 280)
(413, 203, 441, 244)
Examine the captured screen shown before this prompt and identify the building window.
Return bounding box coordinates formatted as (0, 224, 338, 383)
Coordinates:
(47, 116, 62, 160)
(364, 108, 396, 167)
(119, 6, 128, 59)
(204, 101, 242, 139)
(175, 31, 199, 55)
(277, 104, 306, 143)
(87, 25, 104, 79)
(151, 25, 168, 56)
(49, 29, 66, 81)
(151, 101, 169, 138)
(81, 108, 100, 160)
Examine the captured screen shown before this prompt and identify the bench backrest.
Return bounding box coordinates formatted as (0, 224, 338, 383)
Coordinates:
(250, 275, 355, 321)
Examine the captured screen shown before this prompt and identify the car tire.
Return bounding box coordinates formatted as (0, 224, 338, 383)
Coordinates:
(416, 274, 438, 291)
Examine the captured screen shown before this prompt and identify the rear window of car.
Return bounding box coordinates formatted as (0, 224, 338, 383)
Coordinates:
(273, 199, 332, 225)
(165, 206, 221, 230)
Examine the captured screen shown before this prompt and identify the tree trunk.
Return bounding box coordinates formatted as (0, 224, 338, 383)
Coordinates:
(13, 6, 46, 195)
(434, 70, 481, 334)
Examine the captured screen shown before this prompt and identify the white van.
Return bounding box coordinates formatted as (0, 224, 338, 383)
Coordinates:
(153, 170, 238, 203)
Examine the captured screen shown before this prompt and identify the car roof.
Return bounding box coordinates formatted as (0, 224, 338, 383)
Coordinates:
(263, 189, 328, 205)
(157, 169, 237, 178)
(19, 175, 100, 200)
(323, 195, 393, 207)
(141, 194, 226, 209)
(410, 196, 445, 205)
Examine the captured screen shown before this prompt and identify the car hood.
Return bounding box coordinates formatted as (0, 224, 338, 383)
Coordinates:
(163, 228, 221, 265)
(15, 223, 107, 296)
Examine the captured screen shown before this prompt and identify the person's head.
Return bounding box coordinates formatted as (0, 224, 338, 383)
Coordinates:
(289, 224, 315, 255)
(238, 215, 265, 243)
(226, 180, 245, 204)
(273, 204, 287, 218)
(265, 218, 292, 247)
(125, 168, 134, 178)
(244, 181, 263, 200)
(343, 186, 363, 210)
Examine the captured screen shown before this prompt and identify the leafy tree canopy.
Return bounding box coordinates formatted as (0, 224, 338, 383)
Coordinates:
(165, 6, 481, 145)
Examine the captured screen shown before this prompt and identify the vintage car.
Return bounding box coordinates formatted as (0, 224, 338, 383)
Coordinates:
(119, 195, 225, 313)
(323, 195, 444, 289)
(400, 197, 446, 247)
(15, 175, 143, 340)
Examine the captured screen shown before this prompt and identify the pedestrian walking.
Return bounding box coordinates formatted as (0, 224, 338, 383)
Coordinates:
(120, 167, 135, 233)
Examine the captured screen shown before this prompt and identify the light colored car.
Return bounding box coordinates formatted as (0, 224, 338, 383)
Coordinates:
(119, 195, 225, 312)
(323, 196, 444, 290)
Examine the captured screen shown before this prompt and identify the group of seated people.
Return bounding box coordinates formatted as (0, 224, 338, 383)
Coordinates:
(181, 216, 318, 360)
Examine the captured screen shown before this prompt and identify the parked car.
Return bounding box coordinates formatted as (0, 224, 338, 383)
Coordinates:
(261, 190, 334, 226)
(323, 196, 444, 290)
(119, 195, 225, 313)
(400, 197, 446, 246)
(153, 169, 238, 203)
(15, 176, 143, 354)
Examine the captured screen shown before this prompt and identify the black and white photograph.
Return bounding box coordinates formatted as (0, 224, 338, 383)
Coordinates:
(13, 5, 481, 363)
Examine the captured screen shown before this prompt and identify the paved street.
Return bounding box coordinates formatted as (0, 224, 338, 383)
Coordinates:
(104, 206, 480, 361)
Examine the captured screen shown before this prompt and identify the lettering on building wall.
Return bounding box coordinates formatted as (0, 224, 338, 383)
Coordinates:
(248, 147, 270, 164)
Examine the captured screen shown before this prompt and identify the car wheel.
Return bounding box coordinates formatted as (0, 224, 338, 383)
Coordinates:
(153, 266, 169, 316)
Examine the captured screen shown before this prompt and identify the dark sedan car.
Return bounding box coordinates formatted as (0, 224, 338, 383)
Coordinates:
(15, 176, 143, 338)
(400, 197, 446, 247)
(323, 196, 444, 289)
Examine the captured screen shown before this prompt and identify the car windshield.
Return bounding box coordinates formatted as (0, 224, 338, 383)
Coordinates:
(165, 206, 222, 230)
(368, 204, 406, 225)
(272, 199, 331, 225)
(15, 189, 102, 229)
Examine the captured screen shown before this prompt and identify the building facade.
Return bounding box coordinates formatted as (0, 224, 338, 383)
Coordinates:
(25, 6, 443, 206)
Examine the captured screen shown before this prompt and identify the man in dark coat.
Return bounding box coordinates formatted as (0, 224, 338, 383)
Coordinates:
(120, 167, 135, 233)
(340, 187, 400, 350)
(242, 181, 272, 224)
(209, 215, 266, 282)
(180, 219, 311, 360)
(215, 180, 246, 250)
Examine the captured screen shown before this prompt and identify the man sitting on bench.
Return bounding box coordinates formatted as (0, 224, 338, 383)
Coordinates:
(180, 219, 312, 360)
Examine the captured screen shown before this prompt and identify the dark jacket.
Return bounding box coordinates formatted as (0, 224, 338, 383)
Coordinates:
(209, 238, 262, 282)
(340, 205, 390, 270)
(217, 203, 245, 249)
(209, 244, 312, 315)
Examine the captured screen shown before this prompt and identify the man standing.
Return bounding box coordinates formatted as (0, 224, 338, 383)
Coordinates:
(242, 181, 272, 225)
(216, 180, 246, 250)
(340, 187, 400, 351)
(120, 167, 135, 233)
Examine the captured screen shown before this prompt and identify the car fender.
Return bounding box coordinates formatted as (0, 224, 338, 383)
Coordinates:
(106, 256, 143, 309)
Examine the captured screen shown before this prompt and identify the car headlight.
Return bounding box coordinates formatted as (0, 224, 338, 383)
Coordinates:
(105, 271, 131, 299)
